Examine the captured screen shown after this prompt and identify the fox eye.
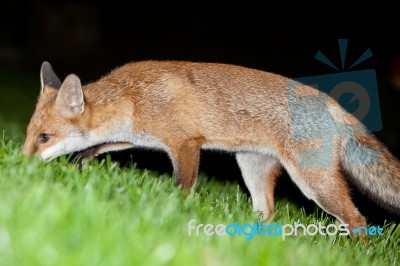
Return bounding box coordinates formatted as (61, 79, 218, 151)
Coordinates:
(37, 133, 50, 144)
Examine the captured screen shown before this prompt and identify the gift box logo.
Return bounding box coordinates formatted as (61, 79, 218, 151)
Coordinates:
(287, 39, 382, 168)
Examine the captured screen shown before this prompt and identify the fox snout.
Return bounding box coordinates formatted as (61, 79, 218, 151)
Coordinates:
(22, 138, 36, 157)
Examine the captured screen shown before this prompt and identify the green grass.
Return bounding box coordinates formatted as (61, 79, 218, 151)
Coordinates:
(0, 70, 399, 265)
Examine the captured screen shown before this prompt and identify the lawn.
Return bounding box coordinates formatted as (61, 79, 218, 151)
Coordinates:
(0, 69, 399, 266)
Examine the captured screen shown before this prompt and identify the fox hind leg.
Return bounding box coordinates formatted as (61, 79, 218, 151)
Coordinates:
(236, 152, 282, 219)
(284, 163, 367, 234)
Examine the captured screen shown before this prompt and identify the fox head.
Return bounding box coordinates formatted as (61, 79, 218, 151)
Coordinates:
(22, 62, 87, 161)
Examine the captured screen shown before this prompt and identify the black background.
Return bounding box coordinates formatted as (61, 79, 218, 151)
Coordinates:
(1, 5, 400, 223)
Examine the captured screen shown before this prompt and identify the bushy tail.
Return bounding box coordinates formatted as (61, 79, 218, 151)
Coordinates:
(341, 131, 400, 215)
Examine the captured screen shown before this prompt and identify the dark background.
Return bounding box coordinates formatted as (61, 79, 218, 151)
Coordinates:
(1, 5, 400, 223)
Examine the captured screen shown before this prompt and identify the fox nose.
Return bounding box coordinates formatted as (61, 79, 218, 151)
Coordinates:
(22, 140, 36, 156)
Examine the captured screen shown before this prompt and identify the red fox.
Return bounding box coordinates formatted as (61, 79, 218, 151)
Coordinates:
(23, 61, 400, 231)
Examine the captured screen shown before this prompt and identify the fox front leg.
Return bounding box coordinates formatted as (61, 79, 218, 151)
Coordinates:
(168, 138, 204, 189)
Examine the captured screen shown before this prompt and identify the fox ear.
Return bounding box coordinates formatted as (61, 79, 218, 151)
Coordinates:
(55, 74, 85, 118)
(40, 61, 62, 94)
